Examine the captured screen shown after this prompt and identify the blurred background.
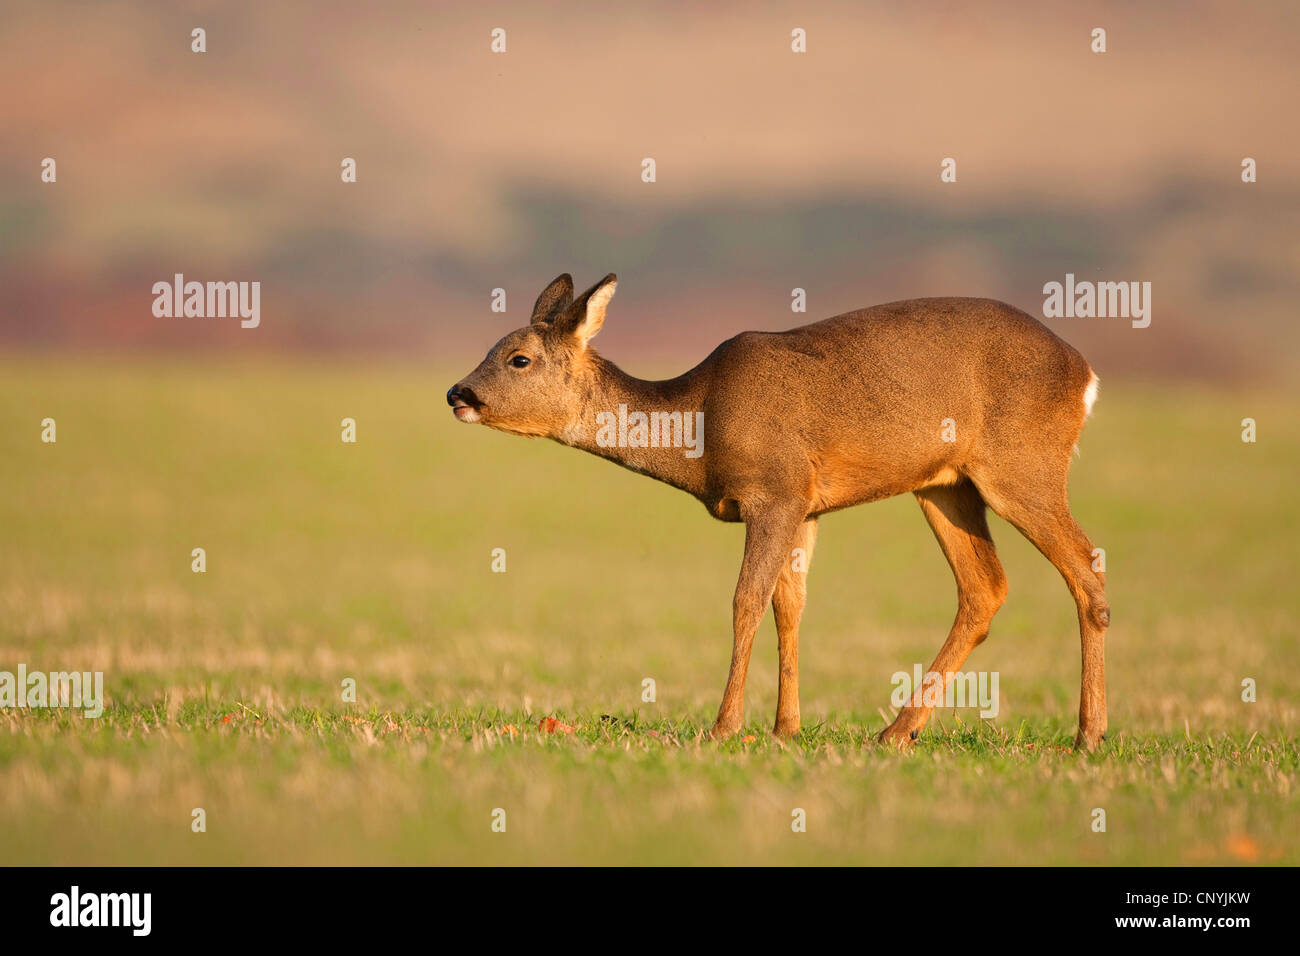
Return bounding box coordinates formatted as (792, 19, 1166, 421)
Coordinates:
(2, 0, 1298, 379)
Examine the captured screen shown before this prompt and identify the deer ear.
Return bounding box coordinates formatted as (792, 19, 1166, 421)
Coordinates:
(556, 273, 617, 346)
(530, 273, 574, 325)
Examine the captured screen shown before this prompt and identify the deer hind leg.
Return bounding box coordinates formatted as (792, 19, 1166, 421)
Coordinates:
(771, 517, 818, 738)
(880, 480, 1007, 748)
(710, 502, 808, 740)
(975, 474, 1109, 752)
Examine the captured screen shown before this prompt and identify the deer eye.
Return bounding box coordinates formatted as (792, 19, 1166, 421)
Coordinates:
(509, 354, 531, 369)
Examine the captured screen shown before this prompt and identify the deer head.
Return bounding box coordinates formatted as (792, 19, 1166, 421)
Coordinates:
(447, 273, 617, 438)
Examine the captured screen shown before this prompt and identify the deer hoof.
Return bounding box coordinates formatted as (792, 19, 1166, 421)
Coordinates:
(708, 719, 741, 741)
(773, 720, 800, 739)
(877, 724, 919, 750)
(1074, 728, 1106, 753)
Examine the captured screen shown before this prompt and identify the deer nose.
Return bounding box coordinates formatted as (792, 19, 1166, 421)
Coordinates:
(448, 384, 481, 408)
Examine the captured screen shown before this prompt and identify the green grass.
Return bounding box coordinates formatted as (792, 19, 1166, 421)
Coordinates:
(1, 356, 1297, 865)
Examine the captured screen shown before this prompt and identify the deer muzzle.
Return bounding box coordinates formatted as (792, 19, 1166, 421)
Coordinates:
(446, 383, 483, 423)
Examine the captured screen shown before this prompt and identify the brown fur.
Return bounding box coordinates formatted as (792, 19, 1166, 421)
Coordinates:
(449, 275, 1109, 751)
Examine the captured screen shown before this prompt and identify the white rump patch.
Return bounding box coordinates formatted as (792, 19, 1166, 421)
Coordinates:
(1082, 371, 1100, 419)
(1074, 371, 1100, 456)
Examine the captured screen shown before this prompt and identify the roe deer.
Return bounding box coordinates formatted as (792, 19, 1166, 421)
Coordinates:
(448, 274, 1109, 751)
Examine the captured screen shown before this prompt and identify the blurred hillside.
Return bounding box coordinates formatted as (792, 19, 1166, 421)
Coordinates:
(2, 1, 1297, 381)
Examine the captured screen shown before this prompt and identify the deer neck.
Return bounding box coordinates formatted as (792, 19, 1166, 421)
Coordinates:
(557, 353, 708, 497)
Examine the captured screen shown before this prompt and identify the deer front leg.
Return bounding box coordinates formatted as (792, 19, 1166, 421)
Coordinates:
(710, 502, 808, 740)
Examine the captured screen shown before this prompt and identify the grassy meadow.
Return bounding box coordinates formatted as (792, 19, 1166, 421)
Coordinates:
(0, 356, 1296, 865)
